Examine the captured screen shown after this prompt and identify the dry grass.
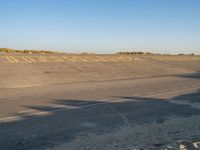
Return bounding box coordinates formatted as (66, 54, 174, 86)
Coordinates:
(0, 48, 59, 54)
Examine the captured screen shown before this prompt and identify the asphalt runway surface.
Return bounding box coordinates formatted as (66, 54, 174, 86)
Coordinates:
(0, 75, 200, 150)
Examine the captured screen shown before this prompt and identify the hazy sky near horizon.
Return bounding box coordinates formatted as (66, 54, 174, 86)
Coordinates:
(0, 0, 200, 54)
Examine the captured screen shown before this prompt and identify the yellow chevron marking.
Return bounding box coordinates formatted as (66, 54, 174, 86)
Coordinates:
(55, 57, 65, 62)
(61, 56, 71, 62)
(6, 57, 15, 63)
(67, 57, 78, 62)
(1, 56, 136, 63)
(6, 56, 18, 63)
(22, 57, 33, 63)
(48, 57, 64, 62)
(38, 56, 48, 62)
(26, 57, 36, 62)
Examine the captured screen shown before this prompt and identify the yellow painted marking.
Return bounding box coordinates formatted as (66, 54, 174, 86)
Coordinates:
(85, 56, 93, 61)
(6, 56, 15, 63)
(6, 56, 19, 63)
(63, 56, 79, 62)
(93, 56, 103, 62)
(117, 56, 132, 61)
(116, 56, 127, 61)
(1, 55, 136, 63)
(13, 57, 19, 62)
(55, 57, 65, 62)
(38, 56, 48, 62)
(78, 57, 88, 62)
(48, 57, 64, 62)
(61, 56, 70, 62)
(22, 57, 33, 63)
(68, 57, 78, 62)
(103, 57, 111, 61)
(12, 57, 18, 62)
(26, 57, 36, 62)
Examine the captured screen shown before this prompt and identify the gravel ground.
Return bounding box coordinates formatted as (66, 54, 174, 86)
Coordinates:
(47, 116, 200, 150)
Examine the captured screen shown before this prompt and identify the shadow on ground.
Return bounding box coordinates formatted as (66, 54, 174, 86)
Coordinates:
(0, 88, 200, 150)
(177, 71, 200, 79)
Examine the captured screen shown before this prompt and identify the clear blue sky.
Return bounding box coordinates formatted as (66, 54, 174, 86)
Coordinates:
(0, 0, 200, 54)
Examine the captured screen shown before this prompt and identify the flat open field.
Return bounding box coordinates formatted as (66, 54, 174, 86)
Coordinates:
(0, 54, 200, 89)
(0, 54, 200, 150)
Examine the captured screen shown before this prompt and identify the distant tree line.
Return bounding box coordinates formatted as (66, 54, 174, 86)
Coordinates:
(116, 51, 155, 55)
(178, 53, 195, 56)
(117, 51, 196, 56)
(0, 48, 59, 54)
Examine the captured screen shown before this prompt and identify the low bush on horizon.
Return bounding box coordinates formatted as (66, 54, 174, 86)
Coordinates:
(117, 51, 197, 56)
(0, 48, 59, 54)
(116, 51, 154, 55)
